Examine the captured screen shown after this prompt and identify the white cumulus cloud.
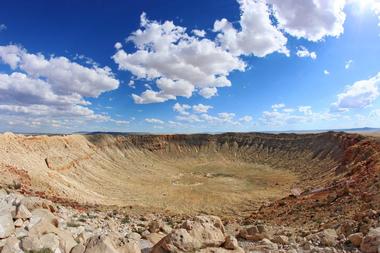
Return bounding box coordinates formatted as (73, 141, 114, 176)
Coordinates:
(214, 0, 289, 57)
(113, 13, 246, 104)
(192, 29, 206, 37)
(173, 103, 191, 115)
(296, 46, 317, 60)
(268, 0, 346, 41)
(0, 44, 122, 129)
(331, 72, 380, 111)
(192, 104, 213, 113)
(145, 118, 165, 124)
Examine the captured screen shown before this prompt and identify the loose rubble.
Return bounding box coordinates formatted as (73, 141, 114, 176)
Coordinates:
(0, 188, 379, 252)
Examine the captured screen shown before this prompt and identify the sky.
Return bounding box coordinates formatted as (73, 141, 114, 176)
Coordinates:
(0, 0, 379, 133)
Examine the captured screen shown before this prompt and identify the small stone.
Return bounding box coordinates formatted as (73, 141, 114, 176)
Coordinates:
(14, 219, 23, 227)
(161, 224, 172, 234)
(141, 230, 150, 239)
(257, 224, 267, 233)
(273, 235, 289, 245)
(148, 220, 162, 233)
(223, 235, 239, 250)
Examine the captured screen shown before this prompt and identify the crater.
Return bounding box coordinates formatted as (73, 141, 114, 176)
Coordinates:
(0, 132, 379, 219)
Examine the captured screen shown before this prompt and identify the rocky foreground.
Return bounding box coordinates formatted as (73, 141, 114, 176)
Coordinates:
(1, 188, 379, 253)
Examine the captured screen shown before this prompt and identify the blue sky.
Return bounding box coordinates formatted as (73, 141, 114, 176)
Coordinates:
(0, 0, 379, 133)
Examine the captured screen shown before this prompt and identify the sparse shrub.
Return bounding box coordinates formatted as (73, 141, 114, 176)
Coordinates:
(121, 215, 130, 224)
(66, 221, 80, 227)
(27, 249, 54, 253)
(78, 214, 87, 222)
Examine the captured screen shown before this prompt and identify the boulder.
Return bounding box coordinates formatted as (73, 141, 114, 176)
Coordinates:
(127, 232, 142, 241)
(14, 204, 32, 220)
(15, 227, 28, 238)
(20, 236, 43, 252)
(224, 222, 241, 237)
(40, 233, 61, 251)
(27, 215, 76, 253)
(318, 229, 338, 247)
(1, 236, 23, 253)
(239, 225, 271, 242)
(151, 215, 242, 253)
(223, 235, 239, 250)
(348, 232, 363, 247)
(184, 216, 225, 247)
(84, 235, 119, 253)
(29, 208, 59, 228)
(71, 244, 86, 253)
(138, 239, 153, 252)
(161, 224, 172, 234)
(21, 196, 56, 212)
(119, 241, 142, 253)
(148, 220, 162, 233)
(152, 228, 199, 252)
(0, 211, 15, 239)
(361, 227, 380, 253)
(145, 233, 166, 245)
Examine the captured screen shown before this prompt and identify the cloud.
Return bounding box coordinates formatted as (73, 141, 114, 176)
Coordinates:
(214, 0, 289, 57)
(132, 90, 174, 104)
(114, 42, 123, 50)
(0, 44, 123, 129)
(173, 103, 213, 115)
(298, 106, 313, 115)
(173, 103, 191, 115)
(113, 13, 246, 103)
(0, 45, 119, 97)
(192, 104, 213, 113)
(114, 0, 354, 105)
(145, 118, 164, 124)
(345, 59, 353, 69)
(128, 80, 136, 88)
(296, 46, 317, 60)
(271, 103, 286, 110)
(192, 29, 206, 37)
(268, 0, 346, 41)
(0, 24, 6, 31)
(172, 103, 251, 126)
(331, 72, 380, 110)
(324, 70, 330, 75)
(261, 104, 338, 126)
(239, 115, 253, 122)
